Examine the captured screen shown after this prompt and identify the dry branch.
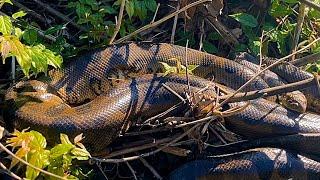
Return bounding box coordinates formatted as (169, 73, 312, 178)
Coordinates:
(212, 37, 320, 111)
(91, 123, 202, 163)
(109, 0, 125, 45)
(31, 0, 87, 32)
(291, 3, 306, 60)
(298, 0, 320, 12)
(221, 77, 316, 103)
(0, 161, 22, 180)
(291, 52, 320, 66)
(114, 0, 212, 44)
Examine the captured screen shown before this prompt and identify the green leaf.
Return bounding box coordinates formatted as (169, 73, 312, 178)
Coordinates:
(14, 27, 23, 39)
(12, 11, 27, 19)
(207, 32, 221, 41)
(100, 5, 117, 14)
(47, 165, 64, 180)
(22, 29, 38, 45)
(270, 1, 293, 17)
(229, 13, 258, 28)
(113, 0, 122, 6)
(144, 0, 157, 12)
(0, 35, 31, 75)
(0, 15, 12, 35)
(249, 40, 261, 56)
(60, 134, 73, 144)
(42, 48, 63, 69)
(203, 41, 218, 54)
(135, 0, 147, 20)
(125, 0, 135, 19)
(0, 0, 12, 5)
(44, 25, 64, 35)
(29, 130, 47, 149)
(50, 144, 75, 159)
(28, 45, 49, 74)
(159, 62, 176, 76)
(71, 147, 90, 160)
(284, 0, 298, 4)
(26, 150, 49, 180)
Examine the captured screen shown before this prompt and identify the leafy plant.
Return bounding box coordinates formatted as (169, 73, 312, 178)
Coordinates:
(67, 0, 157, 43)
(0, 1, 62, 77)
(159, 60, 198, 76)
(7, 129, 91, 179)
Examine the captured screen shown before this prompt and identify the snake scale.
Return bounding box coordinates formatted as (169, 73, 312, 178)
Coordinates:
(4, 42, 320, 178)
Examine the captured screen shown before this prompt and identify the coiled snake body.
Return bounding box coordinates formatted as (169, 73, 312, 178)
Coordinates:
(4, 43, 320, 177)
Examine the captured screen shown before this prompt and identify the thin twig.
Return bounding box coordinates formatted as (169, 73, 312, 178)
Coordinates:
(139, 157, 163, 180)
(175, 116, 217, 128)
(142, 102, 184, 126)
(12, 0, 47, 24)
(259, 31, 265, 70)
(291, 52, 320, 66)
(0, 161, 22, 180)
(162, 84, 186, 102)
(170, 3, 180, 44)
(212, 37, 320, 111)
(102, 136, 176, 159)
(0, 143, 66, 179)
(109, 0, 125, 45)
(291, 3, 307, 60)
(218, 77, 316, 103)
(298, 0, 320, 12)
(31, 0, 87, 32)
(91, 123, 201, 163)
(185, 40, 191, 94)
(96, 162, 109, 180)
(125, 161, 137, 180)
(209, 125, 227, 144)
(114, 0, 212, 44)
(151, 3, 161, 24)
(0, 11, 62, 43)
(199, 20, 205, 51)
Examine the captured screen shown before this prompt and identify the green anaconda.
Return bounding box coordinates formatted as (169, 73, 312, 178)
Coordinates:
(243, 52, 320, 113)
(169, 148, 320, 180)
(4, 42, 320, 154)
(235, 53, 307, 113)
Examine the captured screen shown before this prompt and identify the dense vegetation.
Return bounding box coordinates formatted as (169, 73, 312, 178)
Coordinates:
(0, 0, 319, 179)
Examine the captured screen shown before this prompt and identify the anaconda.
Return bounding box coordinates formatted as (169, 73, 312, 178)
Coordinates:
(169, 148, 320, 180)
(235, 53, 307, 113)
(4, 42, 320, 153)
(245, 55, 320, 113)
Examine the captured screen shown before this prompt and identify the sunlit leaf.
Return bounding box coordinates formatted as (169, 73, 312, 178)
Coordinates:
(14, 27, 23, 39)
(0, 126, 4, 140)
(73, 133, 83, 144)
(125, 0, 135, 19)
(2, 35, 32, 76)
(0, 0, 12, 4)
(71, 147, 91, 160)
(26, 151, 49, 180)
(10, 147, 29, 169)
(0, 15, 12, 35)
(12, 11, 27, 19)
(60, 134, 72, 145)
(29, 130, 47, 149)
(50, 144, 74, 159)
(229, 13, 258, 28)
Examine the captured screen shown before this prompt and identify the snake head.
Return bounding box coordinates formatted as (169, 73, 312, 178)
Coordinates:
(281, 91, 307, 113)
